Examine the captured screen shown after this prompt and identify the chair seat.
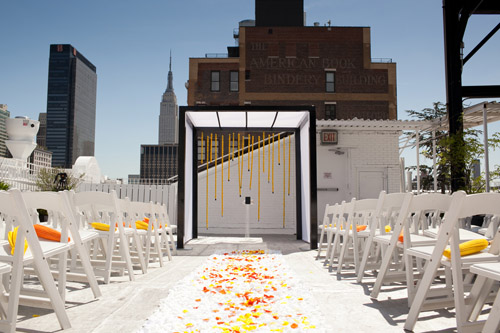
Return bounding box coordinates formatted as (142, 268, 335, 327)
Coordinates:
(423, 227, 487, 240)
(406, 245, 497, 266)
(470, 262, 500, 281)
(0, 241, 69, 263)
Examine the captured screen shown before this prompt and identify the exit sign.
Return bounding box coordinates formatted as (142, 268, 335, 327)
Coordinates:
(321, 130, 338, 145)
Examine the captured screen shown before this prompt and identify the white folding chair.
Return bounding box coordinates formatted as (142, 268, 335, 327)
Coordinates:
(356, 191, 408, 283)
(404, 191, 500, 332)
(370, 192, 452, 299)
(72, 191, 141, 284)
(154, 203, 177, 256)
(0, 189, 70, 331)
(316, 203, 335, 260)
(21, 191, 101, 300)
(469, 262, 500, 333)
(332, 198, 378, 277)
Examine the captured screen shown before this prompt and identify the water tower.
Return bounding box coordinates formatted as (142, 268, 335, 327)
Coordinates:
(5, 116, 40, 162)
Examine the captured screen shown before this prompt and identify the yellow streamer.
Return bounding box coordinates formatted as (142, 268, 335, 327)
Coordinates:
(221, 135, 224, 216)
(215, 134, 217, 201)
(201, 133, 204, 164)
(263, 131, 265, 173)
(232, 133, 235, 161)
(288, 134, 291, 196)
(249, 136, 254, 189)
(206, 134, 209, 229)
(210, 133, 213, 162)
(238, 134, 241, 197)
(268, 134, 270, 183)
(258, 135, 261, 221)
(247, 134, 250, 171)
(283, 134, 286, 228)
(278, 133, 281, 165)
(227, 135, 231, 181)
(272, 134, 275, 193)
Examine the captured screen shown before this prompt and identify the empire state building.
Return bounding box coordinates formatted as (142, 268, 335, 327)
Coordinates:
(158, 53, 178, 144)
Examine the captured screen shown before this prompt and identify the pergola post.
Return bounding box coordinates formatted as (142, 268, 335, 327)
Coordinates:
(483, 104, 490, 192)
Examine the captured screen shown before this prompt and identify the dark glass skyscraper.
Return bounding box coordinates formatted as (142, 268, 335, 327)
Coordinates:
(46, 44, 97, 167)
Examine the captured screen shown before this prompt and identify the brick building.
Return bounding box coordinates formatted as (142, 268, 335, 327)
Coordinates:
(187, 2, 396, 121)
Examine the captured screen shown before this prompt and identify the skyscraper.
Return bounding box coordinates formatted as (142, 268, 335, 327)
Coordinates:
(158, 52, 178, 144)
(37, 112, 47, 148)
(0, 104, 10, 158)
(46, 44, 97, 168)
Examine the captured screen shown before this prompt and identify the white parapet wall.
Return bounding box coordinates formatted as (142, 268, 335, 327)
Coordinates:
(198, 134, 296, 235)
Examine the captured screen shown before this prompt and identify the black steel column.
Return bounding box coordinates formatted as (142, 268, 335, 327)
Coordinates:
(443, 0, 466, 191)
(177, 108, 186, 249)
(192, 127, 198, 238)
(309, 109, 318, 250)
(294, 130, 302, 240)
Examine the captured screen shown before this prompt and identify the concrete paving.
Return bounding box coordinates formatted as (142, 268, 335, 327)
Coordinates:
(16, 235, 462, 332)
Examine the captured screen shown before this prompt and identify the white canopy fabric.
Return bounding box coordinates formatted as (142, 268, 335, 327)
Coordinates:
(186, 111, 309, 129)
(179, 106, 317, 249)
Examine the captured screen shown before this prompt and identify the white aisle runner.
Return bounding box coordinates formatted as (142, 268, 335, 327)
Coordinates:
(139, 250, 328, 332)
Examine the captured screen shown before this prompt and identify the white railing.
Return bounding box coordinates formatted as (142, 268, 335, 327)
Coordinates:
(0, 157, 41, 191)
(76, 182, 178, 226)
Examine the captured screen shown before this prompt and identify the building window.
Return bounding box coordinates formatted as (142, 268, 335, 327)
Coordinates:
(285, 43, 296, 58)
(325, 104, 337, 120)
(326, 71, 335, 92)
(211, 71, 220, 92)
(230, 71, 239, 92)
(245, 70, 251, 81)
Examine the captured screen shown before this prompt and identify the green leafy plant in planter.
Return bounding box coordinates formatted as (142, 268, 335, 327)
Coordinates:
(0, 181, 10, 191)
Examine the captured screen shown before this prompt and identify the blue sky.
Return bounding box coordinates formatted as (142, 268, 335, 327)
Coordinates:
(1, 0, 499, 179)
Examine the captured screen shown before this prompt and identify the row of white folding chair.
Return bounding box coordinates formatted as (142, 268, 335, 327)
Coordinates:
(0, 189, 71, 332)
(329, 198, 378, 276)
(21, 191, 102, 301)
(321, 201, 348, 268)
(404, 191, 500, 333)
(71, 190, 145, 284)
(126, 200, 171, 267)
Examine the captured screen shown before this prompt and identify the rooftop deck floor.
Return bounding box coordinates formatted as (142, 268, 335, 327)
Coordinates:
(17, 235, 460, 332)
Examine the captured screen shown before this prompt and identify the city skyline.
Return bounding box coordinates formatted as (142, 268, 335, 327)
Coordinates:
(1, 0, 499, 179)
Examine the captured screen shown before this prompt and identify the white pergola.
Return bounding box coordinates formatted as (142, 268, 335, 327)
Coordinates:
(399, 101, 500, 192)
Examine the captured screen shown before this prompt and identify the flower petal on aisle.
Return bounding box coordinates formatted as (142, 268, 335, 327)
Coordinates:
(139, 250, 328, 332)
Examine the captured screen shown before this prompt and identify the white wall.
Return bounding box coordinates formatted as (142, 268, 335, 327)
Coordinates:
(197, 135, 296, 235)
(316, 127, 401, 220)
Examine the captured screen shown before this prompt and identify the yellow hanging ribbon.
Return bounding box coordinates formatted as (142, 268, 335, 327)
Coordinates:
(278, 133, 281, 165)
(258, 135, 261, 221)
(288, 134, 291, 196)
(215, 134, 217, 201)
(238, 133, 242, 197)
(206, 134, 209, 229)
(247, 134, 250, 171)
(272, 134, 275, 193)
(210, 133, 213, 162)
(262, 131, 265, 173)
(283, 134, 286, 228)
(221, 134, 224, 216)
(268, 134, 271, 183)
(201, 132, 204, 164)
(227, 135, 230, 181)
(249, 136, 254, 190)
